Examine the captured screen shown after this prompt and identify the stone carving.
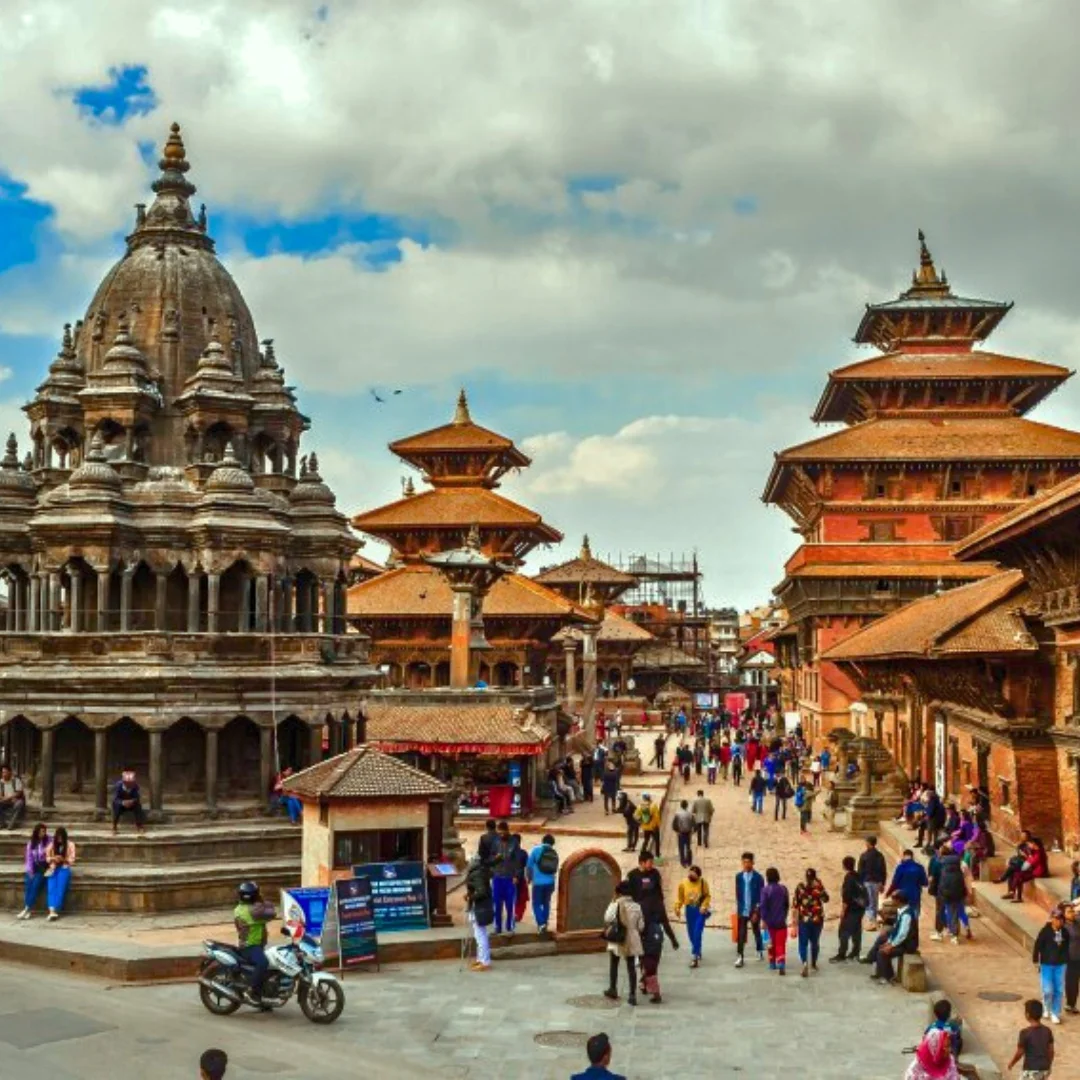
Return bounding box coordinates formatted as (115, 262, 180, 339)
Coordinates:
(556, 848, 621, 935)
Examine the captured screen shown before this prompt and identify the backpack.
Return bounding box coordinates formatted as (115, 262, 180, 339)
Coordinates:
(793, 787, 806, 809)
(536, 846, 559, 876)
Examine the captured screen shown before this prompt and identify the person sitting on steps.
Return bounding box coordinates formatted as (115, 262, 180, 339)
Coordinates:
(112, 769, 146, 835)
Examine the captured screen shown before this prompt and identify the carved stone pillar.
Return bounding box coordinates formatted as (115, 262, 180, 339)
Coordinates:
(310, 722, 324, 767)
(259, 726, 273, 810)
(4, 579, 12, 632)
(94, 728, 107, 815)
(207, 572, 220, 634)
(148, 729, 163, 813)
(280, 578, 294, 632)
(27, 574, 38, 632)
(154, 571, 168, 631)
(239, 576, 251, 632)
(322, 581, 335, 635)
(563, 638, 577, 709)
(310, 580, 321, 633)
(69, 570, 82, 633)
(205, 728, 219, 815)
(255, 575, 269, 633)
(582, 624, 600, 745)
(120, 568, 134, 632)
(187, 571, 201, 632)
(40, 726, 55, 810)
(96, 569, 109, 632)
(48, 572, 61, 632)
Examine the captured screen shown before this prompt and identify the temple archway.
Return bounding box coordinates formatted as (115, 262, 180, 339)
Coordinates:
(54, 715, 95, 798)
(106, 717, 149, 781)
(434, 660, 450, 687)
(163, 717, 205, 796)
(0, 716, 38, 783)
(493, 661, 519, 687)
(219, 716, 261, 796)
(165, 564, 188, 632)
(275, 715, 309, 772)
(128, 562, 155, 632)
(220, 560, 255, 632)
(294, 569, 319, 632)
(406, 661, 431, 689)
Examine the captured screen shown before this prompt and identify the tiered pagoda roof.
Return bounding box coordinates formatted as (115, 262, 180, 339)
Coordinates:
(534, 535, 638, 607)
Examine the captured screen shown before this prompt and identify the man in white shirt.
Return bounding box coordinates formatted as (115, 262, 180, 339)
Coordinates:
(0, 766, 26, 829)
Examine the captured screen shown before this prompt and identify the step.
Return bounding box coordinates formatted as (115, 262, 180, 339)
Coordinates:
(969, 880, 1045, 955)
(0, 855, 300, 914)
(0, 822, 301, 865)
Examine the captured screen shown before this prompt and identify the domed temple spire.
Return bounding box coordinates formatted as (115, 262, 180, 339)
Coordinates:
(128, 121, 213, 252)
(909, 229, 949, 296)
(580, 534, 592, 560)
(453, 388, 471, 425)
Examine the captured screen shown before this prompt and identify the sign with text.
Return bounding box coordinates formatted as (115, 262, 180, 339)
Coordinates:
(280, 886, 330, 938)
(334, 876, 379, 968)
(353, 860, 430, 932)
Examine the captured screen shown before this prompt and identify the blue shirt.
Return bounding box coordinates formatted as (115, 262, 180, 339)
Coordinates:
(739, 870, 755, 916)
(526, 843, 557, 887)
(571, 1067, 626, 1080)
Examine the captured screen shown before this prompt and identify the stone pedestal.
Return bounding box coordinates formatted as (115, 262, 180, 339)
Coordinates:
(845, 793, 884, 836)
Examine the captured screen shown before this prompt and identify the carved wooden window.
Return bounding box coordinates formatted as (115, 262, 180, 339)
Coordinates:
(997, 777, 1011, 809)
(873, 579, 892, 593)
(868, 521, 897, 542)
(942, 517, 973, 542)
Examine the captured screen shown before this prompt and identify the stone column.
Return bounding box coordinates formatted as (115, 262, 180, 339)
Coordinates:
(239, 576, 252, 632)
(449, 584, 474, 689)
(563, 638, 577, 709)
(94, 728, 107, 816)
(207, 573, 220, 634)
(4, 579, 13, 632)
(255, 575, 269, 633)
(154, 571, 168, 631)
(27, 574, 38, 632)
(310, 580, 321, 633)
(69, 570, 82, 633)
(96, 569, 109, 632)
(309, 722, 324, 766)
(280, 578, 294, 632)
(322, 581, 335, 636)
(582, 624, 599, 745)
(205, 728, 218, 815)
(120, 568, 134, 632)
(259, 726, 273, 810)
(48, 572, 61, 632)
(187, 571, 201, 632)
(16, 576, 26, 631)
(40, 726, 55, 810)
(148, 729, 163, 813)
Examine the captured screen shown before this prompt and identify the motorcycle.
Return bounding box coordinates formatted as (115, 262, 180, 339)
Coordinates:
(198, 921, 345, 1024)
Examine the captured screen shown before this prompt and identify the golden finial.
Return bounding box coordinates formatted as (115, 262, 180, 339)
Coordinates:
(909, 229, 948, 294)
(403, 476, 416, 497)
(580, 534, 592, 560)
(453, 388, 471, 425)
(466, 522, 481, 551)
(162, 122, 187, 164)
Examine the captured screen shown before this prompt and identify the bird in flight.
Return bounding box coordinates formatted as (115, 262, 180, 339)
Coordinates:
(369, 388, 405, 404)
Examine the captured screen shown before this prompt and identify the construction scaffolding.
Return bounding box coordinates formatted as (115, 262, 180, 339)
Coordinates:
(604, 552, 703, 615)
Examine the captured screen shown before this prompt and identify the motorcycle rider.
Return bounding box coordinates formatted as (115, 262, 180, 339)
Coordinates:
(234, 881, 276, 1005)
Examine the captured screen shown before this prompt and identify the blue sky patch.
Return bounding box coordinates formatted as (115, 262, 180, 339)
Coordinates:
(733, 195, 759, 216)
(566, 174, 624, 194)
(0, 179, 53, 272)
(72, 65, 156, 124)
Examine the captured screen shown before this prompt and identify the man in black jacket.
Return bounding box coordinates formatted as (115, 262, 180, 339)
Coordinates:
(857, 836, 888, 927)
(618, 791, 639, 852)
(830, 855, 866, 962)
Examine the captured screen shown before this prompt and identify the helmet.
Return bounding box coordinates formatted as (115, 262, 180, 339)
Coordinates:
(237, 881, 259, 902)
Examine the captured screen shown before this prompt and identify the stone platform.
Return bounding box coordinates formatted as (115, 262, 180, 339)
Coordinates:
(0, 821, 301, 913)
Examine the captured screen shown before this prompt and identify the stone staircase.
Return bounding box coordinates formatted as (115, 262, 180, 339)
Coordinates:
(0, 821, 301, 913)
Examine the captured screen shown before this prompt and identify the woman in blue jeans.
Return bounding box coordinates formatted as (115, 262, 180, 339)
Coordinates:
(674, 866, 711, 968)
(17, 822, 49, 919)
(46, 826, 76, 921)
(1032, 906, 1070, 1023)
(792, 867, 829, 978)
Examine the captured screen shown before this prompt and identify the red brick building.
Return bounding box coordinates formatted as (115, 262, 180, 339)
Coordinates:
(764, 234, 1080, 746)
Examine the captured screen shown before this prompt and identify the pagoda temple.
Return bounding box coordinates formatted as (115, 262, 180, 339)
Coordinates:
(764, 233, 1080, 751)
(347, 391, 597, 689)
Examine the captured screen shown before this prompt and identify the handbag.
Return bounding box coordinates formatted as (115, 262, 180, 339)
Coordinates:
(601, 903, 627, 945)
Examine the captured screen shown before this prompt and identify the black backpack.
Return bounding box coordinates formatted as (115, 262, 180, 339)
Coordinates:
(537, 846, 559, 876)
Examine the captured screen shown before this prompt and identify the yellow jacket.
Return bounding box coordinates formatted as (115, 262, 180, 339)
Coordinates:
(675, 877, 711, 915)
(635, 803, 660, 832)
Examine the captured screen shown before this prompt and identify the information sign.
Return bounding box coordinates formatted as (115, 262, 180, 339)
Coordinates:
(353, 860, 430, 932)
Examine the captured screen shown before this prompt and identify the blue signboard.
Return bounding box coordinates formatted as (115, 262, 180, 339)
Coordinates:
(280, 886, 330, 938)
(352, 861, 430, 932)
(335, 877, 379, 967)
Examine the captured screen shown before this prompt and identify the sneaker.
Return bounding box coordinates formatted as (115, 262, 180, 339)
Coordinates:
(777, 966, 785, 976)
(627, 996, 637, 1006)
(801, 963, 809, 978)
(603, 988, 619, 1001)
(757, 951, 764, 962)
(930, 932, 943, 942)
(1065, 1006, 1078, 1015)
(1050, 1014, 1061, 1025)
(47, 911, 58, 922)
(828, 955, 847, 964)
(15, 908, 28, 920)
(469, 962, 491, 973)
(966, 928, 973, 940)
(734, 956, 744, 969)
(950, 935, 960, 945)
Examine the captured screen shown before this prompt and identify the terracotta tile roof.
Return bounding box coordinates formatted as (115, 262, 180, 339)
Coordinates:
(554, 610, 654, 644)
(283, 744, 451, 799)
(632, 641, 706, 669)
(365, 701, 553, 754)
(823, 569, 1033, 661)
(347, 565, 597, 621)
(535, 552, 637, 589)
(786, 561, 998, 581)
(778, 417, 1080, 464)
(352, 487, 561, 539)
(828, 350, 1070, 382)
(349, 553, 385, 576)
(390, 419, 527, 458)
(955, 472, 1080, 560)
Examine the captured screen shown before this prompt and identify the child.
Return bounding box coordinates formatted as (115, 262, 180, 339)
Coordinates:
(925, 998, 963, 1058)
(1006, 999, 1053, 1078)
(794, 780, 813, 833)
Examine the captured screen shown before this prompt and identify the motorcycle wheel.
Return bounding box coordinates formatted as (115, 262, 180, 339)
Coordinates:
(198, 963, 243, 1016)
(299, 978, 345, 1024)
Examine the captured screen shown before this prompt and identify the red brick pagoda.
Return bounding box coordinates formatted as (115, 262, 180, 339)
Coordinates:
(764, 233, 1080, 746)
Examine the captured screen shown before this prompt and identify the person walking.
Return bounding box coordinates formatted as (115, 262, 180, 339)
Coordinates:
(603, 881, 644, 1006)
(580, 751, 594, 803)
(636, 795, 661, 859)
(618, 790, 639, 852)
(628, 851, 678, 1002)
(691, 789, 714, 848)
(651, 733, 667, 770)
(749, 769, 767, 814)
(675, 865, 711, 968)
(600, 763, 620, 815)
(887, 848, 929, 918)
(17, 822, 49, 920)
(672, 800, 695, 868)
(830, 855, 867, 963)
(773, 774, 794, 821)
(511, 834, 530, 928)
(794, 777, 816, 832)
(45, 825, 76, 920)
(734, 851, 764, 968)
(731, 744, 743, 786)
(858, 836, 888, 928)
(464, 853, 495, 972)
(760, 867, 790, 975)
(525, 833, 559, 934)
(934, 844, 973, 945)
(1006, 999, 1054, 1079)
(1033, 907, 1070, 1025)
(1064, 903, 1080, 1015)
(491, 821, 517, 935)
(793, 867, 829, 977)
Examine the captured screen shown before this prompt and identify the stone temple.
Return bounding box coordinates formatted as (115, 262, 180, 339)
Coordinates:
(0, 122, 377, 865)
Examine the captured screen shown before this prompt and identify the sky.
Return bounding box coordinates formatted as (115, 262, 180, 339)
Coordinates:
(4, 1, 1080, 611)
